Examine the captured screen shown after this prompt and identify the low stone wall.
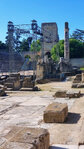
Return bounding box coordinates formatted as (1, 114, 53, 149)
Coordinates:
(70, 58, 84, 67)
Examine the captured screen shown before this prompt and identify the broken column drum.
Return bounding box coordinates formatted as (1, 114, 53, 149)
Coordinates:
(64, 22, 70, 62)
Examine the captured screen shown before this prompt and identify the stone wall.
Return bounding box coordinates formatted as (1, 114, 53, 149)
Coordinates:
(70, 58, 84, 67)
(0, 52, 24, 72)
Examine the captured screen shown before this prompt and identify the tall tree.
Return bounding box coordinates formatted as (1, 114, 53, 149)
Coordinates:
(70, 29, 84, 42)
(51, 40, 64, 62)
(70, 38, 84, 58)
(30, 40, 41, 52)
(0, 41, 8, 52)
(51, 39, 84, 61)
(20, 39, 30, 52)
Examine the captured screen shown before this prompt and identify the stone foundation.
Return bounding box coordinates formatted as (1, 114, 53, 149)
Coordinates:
(44, 102, 68, 123)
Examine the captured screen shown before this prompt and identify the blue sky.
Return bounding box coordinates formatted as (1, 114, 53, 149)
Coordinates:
(0, 0, 84, 42)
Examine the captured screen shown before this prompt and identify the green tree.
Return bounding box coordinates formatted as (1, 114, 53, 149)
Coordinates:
(70, 39, 84, 58)
(0, 41, 8, 52)
(51, 39, 84, 61)
(20, 39, 29, 52)
(70, 29, 84, 42)
(25, 55, 31, 60)
(51, 40, 64, 61)
(30, 40, 41, 52)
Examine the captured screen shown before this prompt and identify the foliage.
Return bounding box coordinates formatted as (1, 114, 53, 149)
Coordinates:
(25, 55, 31, 60)
(70, 39, 84, 58)
(51, 40, 64, 61)
(30, 40, 41, 52)
(80, 67, 84, 71)
(70, 29, 84, 42)
(20, 39, 30, 52)
(51, 39, 84, 61)
(0, 41, 8, 52)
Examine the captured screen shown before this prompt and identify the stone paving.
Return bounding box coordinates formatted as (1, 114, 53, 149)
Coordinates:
(0, 81, 84, 148)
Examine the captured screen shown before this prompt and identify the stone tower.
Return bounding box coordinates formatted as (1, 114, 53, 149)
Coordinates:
(64, 22, 69, 62)
(41, 23, 59, 57)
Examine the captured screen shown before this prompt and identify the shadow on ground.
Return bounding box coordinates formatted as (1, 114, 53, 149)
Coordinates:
(65, 112, 81, 124)
(80, 93, 84, 97)
(50, 146, 68, 149)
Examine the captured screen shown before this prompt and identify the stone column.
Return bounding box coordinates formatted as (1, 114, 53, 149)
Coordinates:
(7, 21, 15, 73)
(64, 22, 69, 62)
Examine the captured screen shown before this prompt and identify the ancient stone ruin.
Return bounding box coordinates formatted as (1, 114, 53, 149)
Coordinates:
(0, 73, 38, 91)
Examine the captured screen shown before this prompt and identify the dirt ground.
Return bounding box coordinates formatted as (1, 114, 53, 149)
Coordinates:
(0, 78, 84, 147)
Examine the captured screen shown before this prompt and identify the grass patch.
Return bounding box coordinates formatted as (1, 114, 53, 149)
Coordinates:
(80, 67, 84, 71)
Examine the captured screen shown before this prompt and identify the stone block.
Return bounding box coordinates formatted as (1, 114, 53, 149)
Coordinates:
(82, 73, 84, 82)
(66, 90, 81, 98)
(0, 126, 50, 149)
(53, 90, 66, 98)
(4, 73, 21, 90)
(73, 74, 81, 83)
(5, 82, 14, 88)
(77, 83, 84, 88)
(72, 83, 78, 88)
(44, 102, 68, 123)
(0, 85, 6, 96)
(9, 73, 20, 80)
(22, 77, 35, 88)
(13, 80, 21, 90)
(6, 77, 18, 82)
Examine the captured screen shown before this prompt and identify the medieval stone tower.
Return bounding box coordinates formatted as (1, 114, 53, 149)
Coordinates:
(64, 22, 69, 61)
(41, 23, 59, 56)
